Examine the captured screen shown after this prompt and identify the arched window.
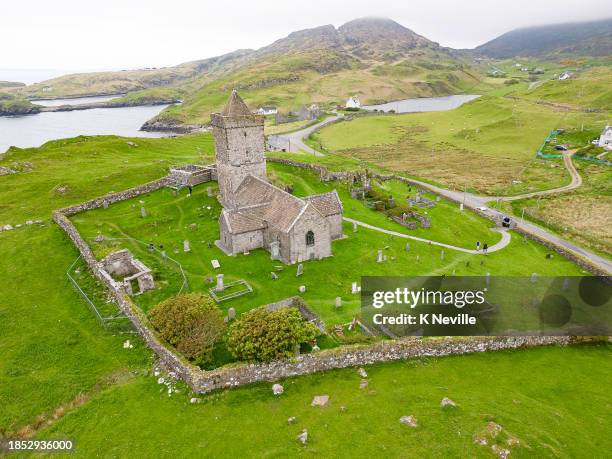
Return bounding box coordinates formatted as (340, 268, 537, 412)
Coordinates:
(306, 230, 315, 247)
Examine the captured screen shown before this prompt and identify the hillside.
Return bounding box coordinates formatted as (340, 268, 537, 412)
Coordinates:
(475, 18, 612, 58)
(147, 18, 484, 128)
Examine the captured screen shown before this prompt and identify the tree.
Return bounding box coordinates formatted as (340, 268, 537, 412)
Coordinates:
(227, 306, 319, 362)
(149, 293, 225, 364)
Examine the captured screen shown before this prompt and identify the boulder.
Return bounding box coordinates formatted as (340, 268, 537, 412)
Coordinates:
(287, 416, 296, 424)
(297, 430, 308, 445)
(357, 367, 368, 378)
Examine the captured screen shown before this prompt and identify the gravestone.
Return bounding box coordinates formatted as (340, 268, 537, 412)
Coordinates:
(211, 259, 220, 269)
(436, 196, 441, 202)
(207, 186, 213, 197)
(388, 196, 395, 207)
(271, 272, 278, 280)
(161, 250, 167, 258)
(405, 243, 410, 252)
(416, 255, 420, 263)
(486, 272, 491, 287)
(335, 297, 342, 308)
(440, 249, 444, 260)
(183, 240, 191, 252)
(296, 263, 303, 277)
(298, 285, 306, 293)
(215, 274, 224, 292)
(140, 206, 146, 218)
(353, 222, 358, 233)
(351, 282, 359, 294)
(530, 272, 538, 283)
(459, 203, 464, 211)
(227, 307, 236, 321)
(377, 250, 384, 263)
(269, 241, 280, 260)
(103, 200, 109, 209)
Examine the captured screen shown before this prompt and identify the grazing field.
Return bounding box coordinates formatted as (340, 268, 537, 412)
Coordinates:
(314, 95, 609, 194)
(32, 344, 612, 458)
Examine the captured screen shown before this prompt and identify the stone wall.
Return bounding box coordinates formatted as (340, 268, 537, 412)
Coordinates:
(58, 177, 171, 216)
(53, 162, 606, 396)
(189, 336, 581, 393)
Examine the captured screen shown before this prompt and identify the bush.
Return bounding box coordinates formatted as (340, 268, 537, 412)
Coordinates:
(149, 293, 225, 364)
(227, 306, 319, 362)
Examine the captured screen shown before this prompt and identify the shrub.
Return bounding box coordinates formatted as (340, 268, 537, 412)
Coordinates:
(227, 306, 319, 362)
(149, 293, 225, 364)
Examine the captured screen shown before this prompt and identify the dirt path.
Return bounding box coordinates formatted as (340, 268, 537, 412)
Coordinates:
(344, 217, 511, 254)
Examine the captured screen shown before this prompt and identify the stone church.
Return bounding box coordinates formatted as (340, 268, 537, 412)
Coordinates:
(214, 91, 343, 264)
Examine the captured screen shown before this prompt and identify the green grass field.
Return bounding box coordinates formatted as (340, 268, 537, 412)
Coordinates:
(0, 133, 607, 456)
(29, 344, 612, 457)
(314, 95, 610, 195)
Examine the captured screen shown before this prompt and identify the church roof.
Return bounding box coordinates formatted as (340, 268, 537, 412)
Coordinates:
(233, 175, 308, 233)
(221, 90, 253, 117)
(305, 190, 343, 216)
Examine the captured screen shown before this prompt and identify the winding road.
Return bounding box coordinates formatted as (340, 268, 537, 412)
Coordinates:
(272, 117, 612, 274)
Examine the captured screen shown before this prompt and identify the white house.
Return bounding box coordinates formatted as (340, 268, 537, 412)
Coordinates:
(598, 126, 612, 150)
(345, 96, 361, 109)
(256, 106, 278, 115)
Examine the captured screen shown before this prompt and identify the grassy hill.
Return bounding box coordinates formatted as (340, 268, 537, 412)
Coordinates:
(2, 18, 488, 128)
(475, 18, 612, 58)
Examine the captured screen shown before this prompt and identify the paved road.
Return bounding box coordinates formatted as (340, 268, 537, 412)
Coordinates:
(400, 174, 612, 275)
(344, 217, 511, 254)
(499, 151, 582, 202)
(268, 115, 341, 156)
(272, 117, 612, 274)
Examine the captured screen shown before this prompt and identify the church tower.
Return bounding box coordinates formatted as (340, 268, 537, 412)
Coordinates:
(211, 90, 266, 209)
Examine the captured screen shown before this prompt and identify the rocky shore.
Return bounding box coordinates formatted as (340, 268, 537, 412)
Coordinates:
(140, 119, 205, 134)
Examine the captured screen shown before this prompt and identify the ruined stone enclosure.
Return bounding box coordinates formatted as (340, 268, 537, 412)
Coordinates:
(168, 164, 216, 188)
(100, 249, 155, 296)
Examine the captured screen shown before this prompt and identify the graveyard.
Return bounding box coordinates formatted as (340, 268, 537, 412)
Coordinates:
(68, 160, 585, 367)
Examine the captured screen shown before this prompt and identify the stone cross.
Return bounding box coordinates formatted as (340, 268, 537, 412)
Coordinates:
(215, 274, 224, 292)
(377, 250, 384, 263)
(140, 206, 146, 218)
(335, 297, 342, 308)
(183, 240, 191, 252)
(227, 307, 236, 321)
(296, 263, 304, 277)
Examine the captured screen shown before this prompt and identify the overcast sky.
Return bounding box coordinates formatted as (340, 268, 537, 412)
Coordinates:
(1, 0, 610, 71)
